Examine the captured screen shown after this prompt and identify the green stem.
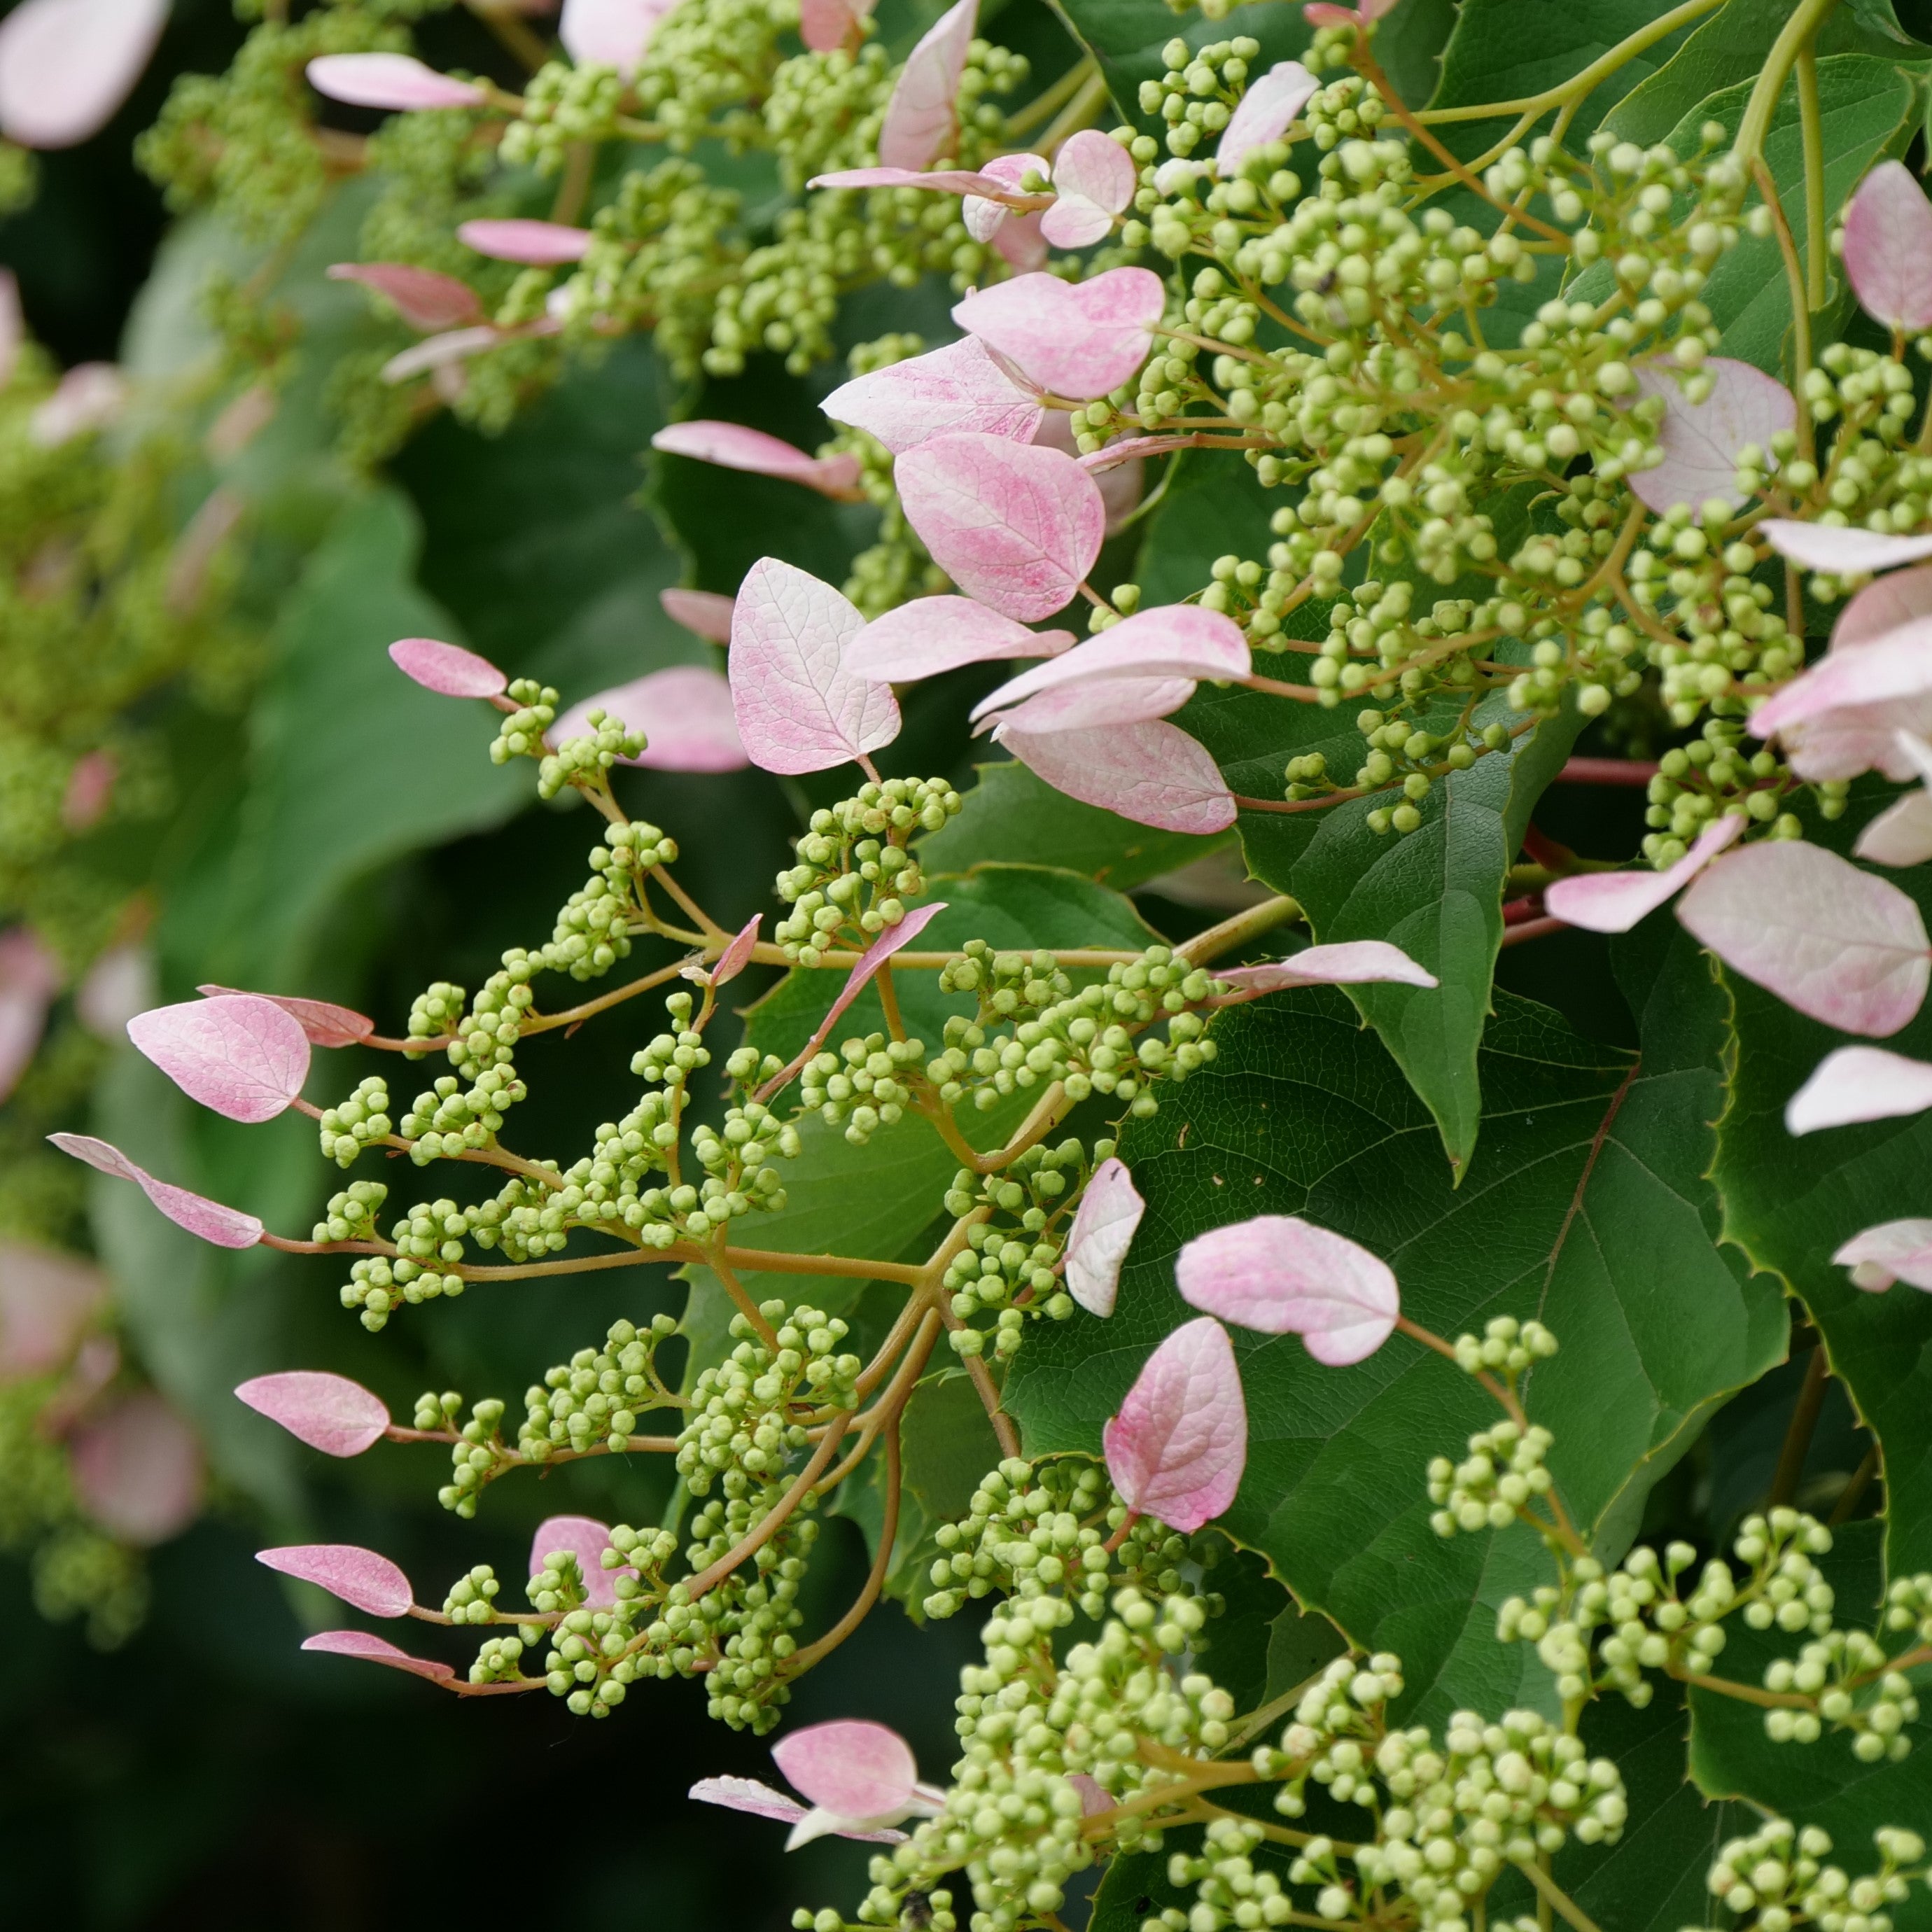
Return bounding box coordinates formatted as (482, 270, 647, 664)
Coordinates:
(1734, 0, 1842, 164)
(1797, 46, 1827, 310)
(1520, 1859, 1605, 1932)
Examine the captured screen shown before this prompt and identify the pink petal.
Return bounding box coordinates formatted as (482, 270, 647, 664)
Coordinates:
(1052, 131, 1135, 216)
(820, 336, 1044, 456)
(126, 993, 311, 1124)
(552, 665, 748, 772)
(797, 901, 950, 1065)
(846, 597, 1072, 680)
(0, 1240, 106, 1380)
(959, 153, 1048, 243)
(1102, 1315, 1247, 1532)
(1068, 1772, 1110, 1816)
(381, 326, 504, 385)
(1842, 160, 1932, 332)
(808, 165, 1016, 196)
(1833, 564, 1932, 650)
(0, 0, 167, 148)
(1177, 1216, 1399, 1365)
(560, 0, 676, 73)
(30, 362, 125, 447)
(710, 914, 764, 988)
(1544, 813, 1745, 934)
(530, 1514, 635, 1609)
(1832, 1218, 1932, 1292)
(661, 587, 736, 642)
(194, 986, 374, 1049)
(652, 420, 862, 498)
(1039, 196, 1115, 249)
(876, 0, 976, 170)
(1064, 1156, 1143, 1317)
(972, 603, 1250, 720)
(388, 636, 508, 699)
(728, 558, 902, 774)
(50, 1133, 266, 1248)
(326, 262, 484, 333)
(258, 1544, 414, 1618)
(69, 1392, 204, 1545)
(1786, 1044, 1932, 1135)
(1759, 520, 1932, 576)
(1748, 621, 1932, 766)
(980, 674, 1194, 734)
(306, 52, 485, 112)
(1215, 940, 1439, 993)
(993, 211, 1049, 272)
(301, 1629, 454, 1684)
(997, 718, 1236, 834)
(953, 267, 1164, 402)
(1629, 358, 1796, 519)
(457, 218, 592, 265)
(895, 431, 1105, 622)
(688, 1777, 906, 1842)
(799, 0, 868, 52)
(1216, 60, 1319, 177)
(771, 1718, 919, 1819)
(1857, 788, 1932, 867)
(77, 944, 155, 1042)
(61, 744, 115, 830)
(0, 927, 59, 1106)
(1676, 841, 1931, 1036)
(234, 1369, 391, 1457)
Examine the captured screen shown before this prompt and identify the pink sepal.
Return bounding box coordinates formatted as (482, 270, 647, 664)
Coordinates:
(794, 902, 950, 1068)
(388, 636, 508, 699)
(0, 0, 168, 149)
(662, 587, 736, 642)
(125, 993, 312, 1124)
(456, 218, 593, 265)
(819, 336, 1044, 456)
(258, 1544, 414, 1618)
(1177, 1214, 1399, 1364)
(652, 420, 863, 498)
(687, 1775, 908, 1843)
(996, 719, 1236, 834)
(1628, 358, 1795, 519)
(710, 915, 764, 989)
(876, 0, 977, 169)
(326, 262, 484, 332)
(1216, 61, 1318, 176)
(771, 1718, 923, 1821)
(1544, 813, 1744, 934)
(552, 665, 748, 771)
(1759, 520, 1932, 576)
(234, 1369, 391, 1457)
(306, 52, 484, 111)
(972, 603, 1250, 722)
(302, 1630, 454, 1684)
(1103, 1316, 1247, 1533)
(0, 926, 59, 1107)
(1063, 1156, 1143, 1317)
(560, 0, 678, 74)
(50, 1133, 265, 1248)
(1842, 160, 1932, 332)
(195, 986, 374, 1049)
(0, 1240, 106, 1380)
(846, 597, 1072, 682)
(1833, 1218, 1932, 1292)
(69, 1392, 204, 1545)
(953, 267, 1164, 402)
(1786, 1044, 1932, 1135)
(1214, 940, 1438, 993)
(530, 1514, 636, 1609)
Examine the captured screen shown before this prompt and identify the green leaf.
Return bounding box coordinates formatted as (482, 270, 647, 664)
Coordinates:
(1604, 0, 1928, 149)
(1428, 0, 1706, 151)
(1133, 449, 1289, 612)
(1007, 928, 1784, 1721)
(1713, 958, 1932, 1583)
(1658, 55, 1920, 374)
(1186, 684, 1583, 1172)
(920, 759, 1232, 890)
(153, 487, 522, 995)
(1045, 0, 1312, 132)
(1687, 1522, 1931, 1925)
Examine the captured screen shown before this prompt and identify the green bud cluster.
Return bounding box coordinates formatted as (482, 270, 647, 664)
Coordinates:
(800, 1030, 927, 1144)
(532, 1526, 682, 1717)
(1450, 1314, 1560, 1379)
(1429, 1424, 1555, 1537)
(442, 1564, 503, 1626)
(499, 60, 627, 173)
(316, 1081, 394, 1168)
(922, 1456, 1191, 1621)
(926, 945, 1218, 1121)
(519, 1314, 683, 1462)
(310, 1177, 388, 1240)
(341, 1200, 471, 1331)
(538, 706, 648, 797)
(774, 779, 962, 964)
(414, 1392, 512, 1518)
(489, 679, 561, 766)
(1689, 1818, 1928, 1932)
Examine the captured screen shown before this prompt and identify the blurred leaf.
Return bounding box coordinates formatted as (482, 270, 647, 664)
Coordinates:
(1604, 0, 1928, 147)
(1188, 684, 1582, 1172)
(1007, 930, 1784, 1722)
(918, 759, 1233, 886)
(155, 486, 522, 995)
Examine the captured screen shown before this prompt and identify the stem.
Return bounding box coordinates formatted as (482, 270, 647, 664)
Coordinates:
(1004, 55, 1100, 137)
(1770, 1345, 1830, 1508)
(1753, 158, 1814, 438)
(1500, 913, 1569, 947)
(650, 864, 729, 939)
(549, 140, 594, 226)
(1828, 1442, 1881, 1525)
(1734, 0, 1840, 166)
(787, 1423, 904, 1674)
(710, 1251, 782, 1351)
(1520, 1860, 1605, 1932)
(1555, 758, 1658, 785)
(1795, 46, 1827, 312)
(1177, 894, 1303, 966)
(1672, 1665, 1814, 1709)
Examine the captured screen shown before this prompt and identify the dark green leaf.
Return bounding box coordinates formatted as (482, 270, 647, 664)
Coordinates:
(1008, 927, 1784, 1721)
(1604, 0, 1927, 149)
(1186, 684, 1583, 1172)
